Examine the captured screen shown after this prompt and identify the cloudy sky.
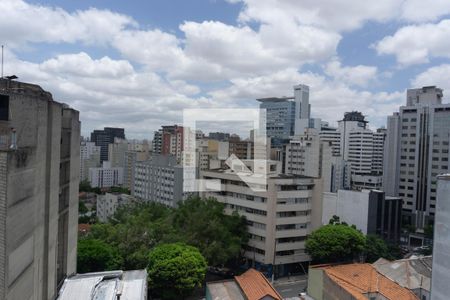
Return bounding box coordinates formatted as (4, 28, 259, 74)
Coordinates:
(1, 0, 450, 138)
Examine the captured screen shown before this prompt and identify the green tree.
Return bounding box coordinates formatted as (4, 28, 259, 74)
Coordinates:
(77, 239, 123, 273)
(305, 224, 366, 263)
(110, 186, 131, 194)
(79, 180, 92, 192)
(424, 224, 434, 239)
(147, 243, 207, 299)
(365, 235, 391, 263)
(79, 201, 88, 215)
(172, 197, 249, 266)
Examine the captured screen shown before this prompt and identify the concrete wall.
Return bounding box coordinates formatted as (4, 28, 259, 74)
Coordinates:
(431, 175, 450, 300)
(0, 79, 79, 300)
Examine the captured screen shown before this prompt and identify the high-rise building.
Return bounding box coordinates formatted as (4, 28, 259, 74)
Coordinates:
(0, 79, 80, 300)
(383, 86, 449, 230)
(257, 97, 296, 139)
(431, 174, 450, 300)
(90, 127, 125, 163)
(108, 138, 128, 168)
(96, 193, 135, 223)
(201, 160, 316, 278)
(80, 141, 101, 181)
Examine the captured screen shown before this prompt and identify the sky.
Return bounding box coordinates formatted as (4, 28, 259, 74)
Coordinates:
(1, 0, 450, 139)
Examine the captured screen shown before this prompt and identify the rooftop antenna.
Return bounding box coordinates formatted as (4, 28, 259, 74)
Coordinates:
(1, 45, 3, 78)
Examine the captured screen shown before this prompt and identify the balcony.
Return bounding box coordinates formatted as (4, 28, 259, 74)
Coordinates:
(276, 215, 310, 225)
(276, 202, 311, 212)
(275, 228, 309, 238)
(276, 241, 306, 251)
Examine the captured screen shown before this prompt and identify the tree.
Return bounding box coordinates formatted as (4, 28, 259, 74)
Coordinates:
(79, 201, 88, 215)
(110, 186, 131, 195)
(77, 238, 123, 273)
(172, 196, 249, 266)
(79, 180, 92, 192)
(305, 224, 366, 263)
(147, 243, 207, 299)
(424, 224, 434, 239)
(365, 235, 391, 263)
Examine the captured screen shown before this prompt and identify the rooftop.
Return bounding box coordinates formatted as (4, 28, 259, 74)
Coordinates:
(235, 269, 282, 300)
(207, 269, 282, 300)
(256, 96, 294, 103)
(373, 256, 432, 292)
(319, 263, 418, 300)
(57, 270, 147, 300)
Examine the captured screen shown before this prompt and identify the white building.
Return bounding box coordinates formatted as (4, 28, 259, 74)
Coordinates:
(431, 174, 450, 300)
(80, 141, 100, 181)
(201, 160, 316, 278)
(133, 155, 189, 207)
(108, 138, 128, 168)
(89, 161, 124, 188)
(322, 190, 402, 241)
(383, 86, 450, 229)
(96, 193, 134, 222)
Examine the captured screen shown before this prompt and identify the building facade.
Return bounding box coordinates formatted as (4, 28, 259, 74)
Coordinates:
(133, 155, 189, 207)
(96, 193, 134, 222)
(201, 160, 314, 277)
(90, 127, 125, 163)
(0, 79, 79, 300)
(88, 161, 123, 188)
(431, 174, 450, 300)
(383, 86, 449, 229)
(322, 189, 402, 242)
(80, 141, 100, 181)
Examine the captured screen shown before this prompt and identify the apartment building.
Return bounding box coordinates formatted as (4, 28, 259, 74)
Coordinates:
(96, 192, 134, 222)
(0, 78, 79, 300)
(80, 141, 100, 181)
(383, 86, 450, 229)
(89, 161, 123, 188)
(201, 160, 315, 278)
(133, 154, 189, 207)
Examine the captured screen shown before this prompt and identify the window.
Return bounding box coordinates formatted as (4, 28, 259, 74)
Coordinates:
(0, 95, 9, 121)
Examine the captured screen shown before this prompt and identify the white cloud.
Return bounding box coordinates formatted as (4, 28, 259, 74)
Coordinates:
(0, 0, 136, 47)
(324, 58, 378, 87)
(40, 52, 134, 78)
(401, 0, 450, 22)
(375, 19, 450, 66)
(210, 68, 403, 128)
(412, 64, 450, 100)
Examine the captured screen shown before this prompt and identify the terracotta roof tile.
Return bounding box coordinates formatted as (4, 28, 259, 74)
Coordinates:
(235, 269, 282, 300)
(324, 264, 418, 300)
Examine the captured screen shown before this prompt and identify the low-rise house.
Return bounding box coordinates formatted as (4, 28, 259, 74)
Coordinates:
(96, 192, 134, 222)
(373, 256, 432, 300)
(307, 263, 418, 300)
(206, 268, 282, 300)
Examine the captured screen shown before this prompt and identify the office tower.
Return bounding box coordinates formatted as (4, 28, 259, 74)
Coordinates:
(0, 79, 79, 300)
(383, 86, 449, 230)
(334, 112, 386, 190)
(201, 160, 316, 278)
(257, 96, 296, 140)
(319, 124, 341, 156)
(431, 174, 450, 300)
(80, 141, 101, 181)
(133, 155, 189, 207)
(88, 161, 124, 188)
(90, 127, 125, 163)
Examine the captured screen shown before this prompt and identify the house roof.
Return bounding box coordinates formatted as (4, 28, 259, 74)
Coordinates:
(373, 256, 432, 292)
(234, 269, 282, 300)
(57, 270, 147, 300)
(323, 264, 418, 300)
(207, 280, 245, 300)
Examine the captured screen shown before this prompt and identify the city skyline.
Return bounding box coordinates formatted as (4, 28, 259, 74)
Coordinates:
(1, 0, 450, 138)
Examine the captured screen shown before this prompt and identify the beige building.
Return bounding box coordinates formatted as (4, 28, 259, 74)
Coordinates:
(0, 78, 80, 300)
(201, 160, 315, 277)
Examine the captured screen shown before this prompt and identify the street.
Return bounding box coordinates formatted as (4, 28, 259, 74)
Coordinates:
(273, 275, 308, 299)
